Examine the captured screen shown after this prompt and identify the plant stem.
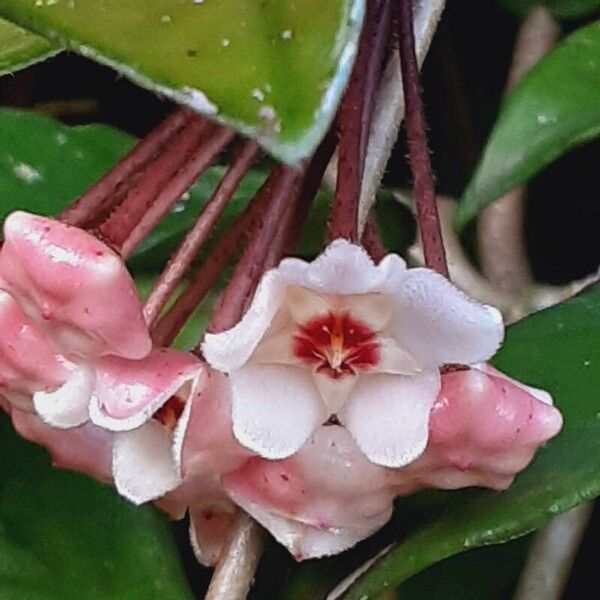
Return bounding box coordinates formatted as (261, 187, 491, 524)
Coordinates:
(97, 118, 225, 251)
(143, 140, 260, 325)
(59, 108, 191, 227)
(329, 0, 391, 243)
(150, 174, 273, 347)
(477, 7, 559, 294)
(204, 512, 266, 600)
(207, 165, 304, 334)
(361, 212, 387, 263)
(396, 0, 448, 277)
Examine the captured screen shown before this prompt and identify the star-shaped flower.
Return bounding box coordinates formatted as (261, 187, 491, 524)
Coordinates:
(203, 239, 504, 467)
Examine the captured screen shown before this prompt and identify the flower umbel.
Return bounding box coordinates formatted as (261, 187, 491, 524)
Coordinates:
(203, 239, 505, 467)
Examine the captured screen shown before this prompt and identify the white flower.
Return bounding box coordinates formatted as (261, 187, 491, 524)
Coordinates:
(203, 240, 503, 468)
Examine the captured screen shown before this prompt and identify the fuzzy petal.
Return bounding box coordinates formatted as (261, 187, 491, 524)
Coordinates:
(228, 485, 390, 561)
(0, 289, 68, 396)
(203, 270, 286, 372)
(387, 268, 504, 368)
(0, 211, 151, 359)
(339, 371, 440, 467)
(89, 348, 203, 431)
(33, 366, 93, 428)
(112, 421, 181, 504)
(11, 408, 112, 482)
(230, 364, 327, 459)
(279, 239, 405, 296)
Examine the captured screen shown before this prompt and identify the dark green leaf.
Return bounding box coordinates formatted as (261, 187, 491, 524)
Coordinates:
(0, 16, 61, 75)
(340, 286, 600, 599)
(0, 414, 192, 599)
(456, 22, 600, 228)
(0, 0, 364, 164)
(497, 0, 600, 19)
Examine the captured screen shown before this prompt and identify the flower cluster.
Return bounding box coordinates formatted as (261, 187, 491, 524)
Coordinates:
(0, 212, 563, 564)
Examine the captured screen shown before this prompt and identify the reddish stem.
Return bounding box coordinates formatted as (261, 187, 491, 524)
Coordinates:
(207, 165, 304, 334)
(120, 126, 235, 258)
(361, 212, 387, 263)
(143, 140, 261, 325)
(396, 0, 449, 277)
(96, 117, 213, 250)
(151, 172, 275, 347)
(60, 108, 191, 227)
(287, 131, 337, 254)
(330, 0, 391, 242)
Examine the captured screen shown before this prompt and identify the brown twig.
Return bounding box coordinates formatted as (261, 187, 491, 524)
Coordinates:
(396, 0, 448, 277)
(361, 212, 387, 263)
(143, 140, 261, 325)
(477, 7, 560, 294)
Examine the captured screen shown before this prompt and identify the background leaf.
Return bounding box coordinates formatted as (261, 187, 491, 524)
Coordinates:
(497, 0, 600, 19)
(0, 17, 61, 76)
(338, 285, 600, 599)
(0, 414, 193, 599)
(0, 0, 364, 164)
(455, 22, 600, 228)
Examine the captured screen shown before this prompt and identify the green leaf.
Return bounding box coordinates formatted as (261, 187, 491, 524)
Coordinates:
(340, 285, 600, 599)
(0, 0, 364, 164)
(0, 414, 193, 599)
(455, 22, 600, 228)
(0, 16, 62, 75)
(0, 108, 134, 219)
(497, 0, 600, 19)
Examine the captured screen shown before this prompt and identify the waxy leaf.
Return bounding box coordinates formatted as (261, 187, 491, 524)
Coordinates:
(456, 22, 600, 228)
(0, 0, 364, 164)
(0, 16, 61, 75)
(0, 414, 193, 599)
(338, 285, 600, 599)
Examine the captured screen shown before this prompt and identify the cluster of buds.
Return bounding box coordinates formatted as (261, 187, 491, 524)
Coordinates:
(0, 203, 562, 564)
(0, 0, 564, 569)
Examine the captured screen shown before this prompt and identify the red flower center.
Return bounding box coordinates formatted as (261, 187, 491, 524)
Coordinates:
(293, 311, 379, 379)
(153, 396, 185, 429)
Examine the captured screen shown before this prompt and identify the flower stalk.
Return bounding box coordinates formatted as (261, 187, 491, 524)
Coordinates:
(143, 140, 261, 325)
(329, 0, 391, 243)
(396, 0, 448, 277)
(59, 108, 192, 227)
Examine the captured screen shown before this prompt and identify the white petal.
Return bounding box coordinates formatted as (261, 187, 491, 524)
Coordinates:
(230, 364, 327, 459)
(286, 285, 331, 324)
(229, 490, 390, 561)
(250, 331, 296, 365)
(112, 421, 181, 504)
(293, 239, 383, 295)
(387, 268, 504, 368)
(313, 372, 357, 413)
(377, 338, 422, 375)
(342, 293, 394, 332)
(33, 366, 93, 428)
(202, 270, 286, 372)
(339, 371, 440, 468)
